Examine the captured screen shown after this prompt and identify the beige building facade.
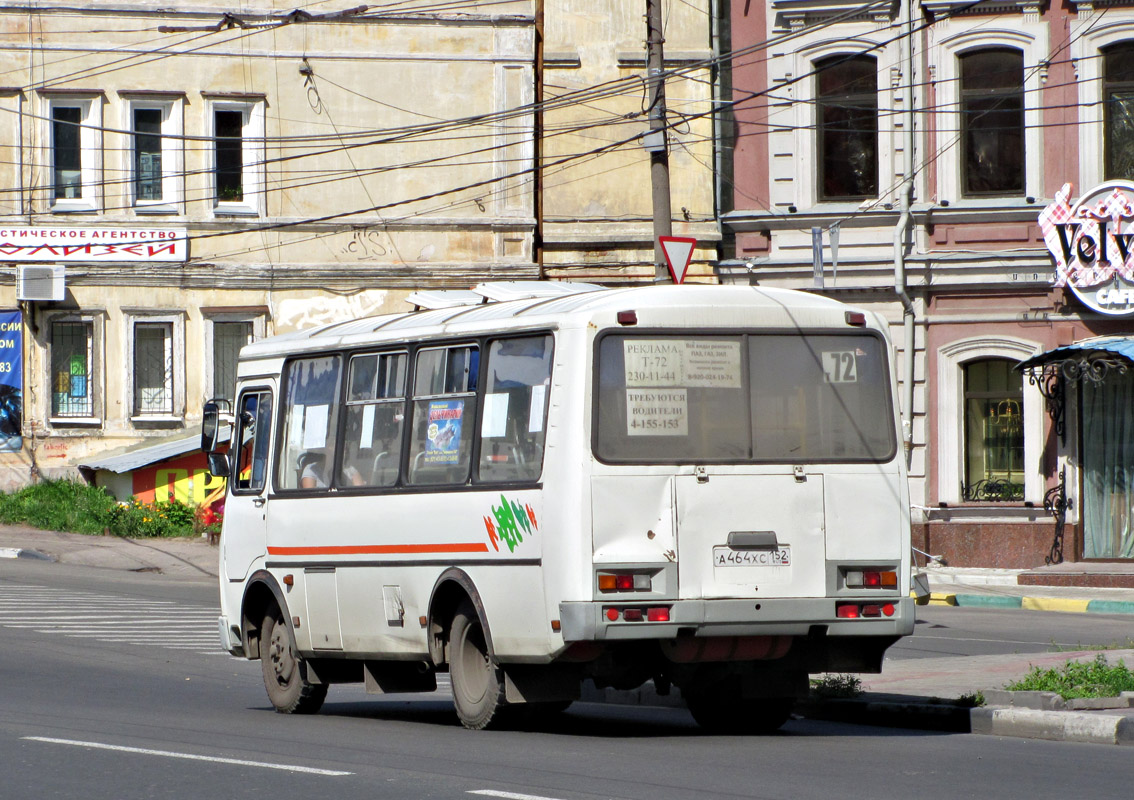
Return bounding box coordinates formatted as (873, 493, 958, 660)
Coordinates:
(0, 1, 716, 492)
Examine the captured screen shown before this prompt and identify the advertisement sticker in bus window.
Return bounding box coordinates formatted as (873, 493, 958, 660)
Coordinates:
(481, 393, 509, 438)
(626, 388, 688, 436)
(425, 399, 464, 464)
(623, 339, 741, 387)
(821, 350, 859, 384)
(624, 340, 681, 386)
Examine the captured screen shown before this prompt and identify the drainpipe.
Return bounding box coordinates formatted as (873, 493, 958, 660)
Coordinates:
(894, 0, 916, 465)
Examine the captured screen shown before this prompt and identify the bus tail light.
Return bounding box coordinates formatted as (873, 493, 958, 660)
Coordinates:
(646, 607, 670, 622)
(845, 569, 898, 589)
(603, 606, 671, 623)
(836, 604, 860, 619)
(622, 608, 643, 621)
(598, 571, 652, 592)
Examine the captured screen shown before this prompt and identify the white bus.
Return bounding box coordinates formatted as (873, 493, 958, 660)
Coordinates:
(202, 283, 913, 732)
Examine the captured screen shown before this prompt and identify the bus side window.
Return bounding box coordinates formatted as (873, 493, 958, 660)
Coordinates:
(277, 355, 342, 491)
(341, 351, 407, 488)
(407, 345, 477, 486)
(234, 390, 271, 493)
(477, 335, 553, 483)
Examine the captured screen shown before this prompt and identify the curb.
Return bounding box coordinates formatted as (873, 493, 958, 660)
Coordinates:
(0, 547, 53, 561)
(971, 706, 1134, 745)
(930, 593, 1134, 615)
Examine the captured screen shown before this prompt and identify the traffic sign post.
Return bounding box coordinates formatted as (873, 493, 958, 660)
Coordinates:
(659, 236, 696, 284)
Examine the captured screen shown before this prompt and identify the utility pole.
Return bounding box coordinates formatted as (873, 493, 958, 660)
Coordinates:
(645, 0, 673, 282)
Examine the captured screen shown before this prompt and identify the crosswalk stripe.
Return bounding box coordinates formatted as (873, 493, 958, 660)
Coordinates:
(0, 582, 221, 654)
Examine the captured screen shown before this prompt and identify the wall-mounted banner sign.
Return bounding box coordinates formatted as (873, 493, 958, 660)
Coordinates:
(0, 227, 187, 262)
(0, 311, 22, 452)
(1040, 182, 1134, 315)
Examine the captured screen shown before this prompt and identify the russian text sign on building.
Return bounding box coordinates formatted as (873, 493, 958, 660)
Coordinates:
(1040, 182, 1134, 315)
(0, 227, 188, 262)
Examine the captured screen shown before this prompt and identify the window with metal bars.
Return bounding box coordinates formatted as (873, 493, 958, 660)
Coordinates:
(50, 321, 94, 417)
(133, 322, 173, 415)
(212, 321, 252, 402)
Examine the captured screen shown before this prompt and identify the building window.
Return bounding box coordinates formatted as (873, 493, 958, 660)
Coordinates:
(1104, 42, 1134, 180)
(207, 98, 264, 215)
(46, 96, 101, 211)
(960, 48, 1024, 197)
(133, 108, 162, 201)
(126, 312, 184, 421)
(211, 321, 252, 403)
(120, 95, 184, 212)
(52, 107, 82, 200)
(50, 321, 94, 418)
(816, 54, 877, 201)
(962, 359, 1024, 501)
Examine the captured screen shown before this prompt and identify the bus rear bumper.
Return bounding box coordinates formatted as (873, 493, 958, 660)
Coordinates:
(558, 597, 915, 642)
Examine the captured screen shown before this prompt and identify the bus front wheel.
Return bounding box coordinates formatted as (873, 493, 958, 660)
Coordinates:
(449, 601, 505, 730)
(260, 607, 327, 714)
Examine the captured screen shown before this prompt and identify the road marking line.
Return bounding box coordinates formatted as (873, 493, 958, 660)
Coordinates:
(469, 791, 568, 800)
(23, 737, 353, 777)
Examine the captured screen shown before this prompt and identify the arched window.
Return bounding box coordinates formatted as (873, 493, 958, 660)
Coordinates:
(1104, 41, 1134, 180)
(960, 48, 1024, 197)
(962, 359, 1024, 501)
(815, 54, 877, 201)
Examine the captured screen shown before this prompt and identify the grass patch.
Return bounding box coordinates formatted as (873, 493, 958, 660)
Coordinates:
(1051, 638, 1134, 652)
(0, 479, 218, 539)
(810, 673, 863, 699)
(1005, 654, 1134, 700)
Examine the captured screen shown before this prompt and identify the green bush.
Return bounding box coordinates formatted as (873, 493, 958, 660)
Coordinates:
(0, 479, 212, 539)
(1005, 654, 1134, 699)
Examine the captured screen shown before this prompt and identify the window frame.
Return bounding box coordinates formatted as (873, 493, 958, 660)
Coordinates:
(203, 310, 266, 403)
(124, 310, 186, 424)
(121, 94, 184, 213)
(936, 337, 1043, 505)
(1072, 25, 1134, 188)
(44, 310, 104, 427)
(231, 388, 273, 496)
(815, 53, 879, 202)
(958, 48, 1025, 198)
(43, 94, 102, 213)
(205, 96, 265, 217)
(930, 23, 1046, 204)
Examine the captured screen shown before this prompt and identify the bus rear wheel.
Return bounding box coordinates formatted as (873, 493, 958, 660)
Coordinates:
(449, 601, 505, 730)
(260, 607, 327, 714)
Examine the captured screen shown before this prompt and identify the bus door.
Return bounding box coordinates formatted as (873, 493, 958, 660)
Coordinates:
(224, 384, 276, 581)
(675, 473, 826, 600)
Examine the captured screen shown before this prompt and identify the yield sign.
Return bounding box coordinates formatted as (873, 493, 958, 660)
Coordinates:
(659, 236, 696, 284)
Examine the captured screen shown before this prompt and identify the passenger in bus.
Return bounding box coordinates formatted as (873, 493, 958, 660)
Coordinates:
(299, 451, 363, 488)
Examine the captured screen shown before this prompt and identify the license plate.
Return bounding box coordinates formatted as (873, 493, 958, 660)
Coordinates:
(712, 545, 791, 567)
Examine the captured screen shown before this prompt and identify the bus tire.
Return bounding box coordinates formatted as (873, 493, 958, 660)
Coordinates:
(449, 601, 505, 730)
(686, 693, 793, 735)
(260, 607, 327, 715)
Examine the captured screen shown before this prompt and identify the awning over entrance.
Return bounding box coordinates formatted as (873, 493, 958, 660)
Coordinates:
(1017, 335, 1134, 374)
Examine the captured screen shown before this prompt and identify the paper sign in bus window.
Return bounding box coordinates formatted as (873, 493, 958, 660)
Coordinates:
(528, 383, 547, 433)
(624, 339, 741, 388)
(425, 399, 464, 463)
(626, 388, 688, 436)
(481, 393, 508, 438)
(302, 404, 329, 448)
(821, 351, 858, 383)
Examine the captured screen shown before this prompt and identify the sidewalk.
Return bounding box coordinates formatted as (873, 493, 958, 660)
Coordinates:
(2, 525, 1132, 745)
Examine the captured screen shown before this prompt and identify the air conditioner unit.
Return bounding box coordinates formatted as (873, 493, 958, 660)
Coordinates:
(16, 264, 65, 302)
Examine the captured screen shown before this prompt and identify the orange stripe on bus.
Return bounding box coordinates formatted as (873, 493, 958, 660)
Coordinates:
(266, 543, 490, 556)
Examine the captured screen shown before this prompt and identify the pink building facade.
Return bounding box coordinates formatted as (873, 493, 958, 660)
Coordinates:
(717, 0, 1134, 567)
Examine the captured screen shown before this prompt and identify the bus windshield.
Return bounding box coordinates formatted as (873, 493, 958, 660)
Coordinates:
(595, 332, 896, 463)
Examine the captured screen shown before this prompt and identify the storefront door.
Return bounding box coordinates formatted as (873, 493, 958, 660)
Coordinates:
(1082, 371, 1134, 559)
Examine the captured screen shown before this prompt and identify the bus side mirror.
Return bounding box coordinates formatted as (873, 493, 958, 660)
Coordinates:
(201, 399, 233, 478)
(207, 451, 231, 479)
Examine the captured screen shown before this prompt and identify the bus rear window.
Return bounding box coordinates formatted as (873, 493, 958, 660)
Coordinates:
(595, 333, 896, 463)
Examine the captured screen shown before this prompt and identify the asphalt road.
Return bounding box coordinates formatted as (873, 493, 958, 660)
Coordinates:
(2, 559, 1132, 800)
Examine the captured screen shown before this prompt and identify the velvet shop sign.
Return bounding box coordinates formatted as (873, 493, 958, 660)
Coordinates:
(1040, 182, 1134, 316)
